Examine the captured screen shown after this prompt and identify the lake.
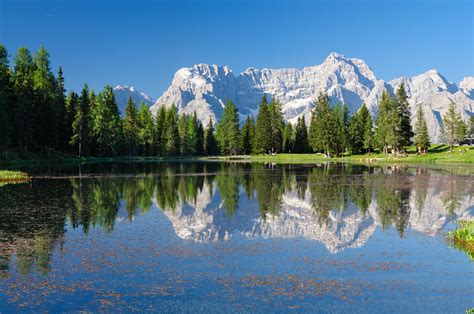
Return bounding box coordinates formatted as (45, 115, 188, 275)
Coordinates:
(0, 162, 472, 312)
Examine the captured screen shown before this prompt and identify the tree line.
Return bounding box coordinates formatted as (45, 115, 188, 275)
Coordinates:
(0, 45, 219, 158)
(1, 44, 473, 159)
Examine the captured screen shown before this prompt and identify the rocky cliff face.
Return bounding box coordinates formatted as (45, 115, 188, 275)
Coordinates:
(150, 53, 473, 142)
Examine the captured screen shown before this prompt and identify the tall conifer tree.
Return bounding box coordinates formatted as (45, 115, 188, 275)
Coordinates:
(442, 102, 465, 152)
(154, 106, 167, 155)
(395, 82, 413, 149)
(294, 117, 309, 153)
(186, 112, 199, 155)
(349, 103, 370, 154)
(0, 45, 12, 157)
(164, 105, 179, 155)
(254, 95, 272, 154)
(12, 47, 35, 153)
(240, 115, 255, 155)
(33, 46, 57, 153)
(309, 92, 331, 155)
(283, 122, 295, 153)
(123, 97, 139, 156)
(268, 97, 284, 154)
(137, 105, 155, 155)
(71, 84, 91, 157)
(374, 90, 395, 154)
(413, 106, 430, 154)
(216, 99, 240, 155)
(363, 114, 374, 154)
(204, 118, 218, 156)
(91, 85, 122, 156)
(56, 66, 69, 150)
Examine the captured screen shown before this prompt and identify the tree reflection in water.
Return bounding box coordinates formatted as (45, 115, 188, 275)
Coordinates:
(0, 162, 472, 275)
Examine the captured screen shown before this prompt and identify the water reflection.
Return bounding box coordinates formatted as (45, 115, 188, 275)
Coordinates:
(0, 162, 473, 275)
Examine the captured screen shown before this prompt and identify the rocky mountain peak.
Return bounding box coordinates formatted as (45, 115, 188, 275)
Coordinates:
(149, 53, 473, 142)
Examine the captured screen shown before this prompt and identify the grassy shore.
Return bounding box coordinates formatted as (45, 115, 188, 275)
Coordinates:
(1, 144, 473, 167)
(448, 220, 474, 260)
(230, 144, 474, 165)
(0, 170, 31, 186)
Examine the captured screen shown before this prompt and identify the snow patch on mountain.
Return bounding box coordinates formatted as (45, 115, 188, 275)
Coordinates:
(113, 85, 154, 116)
(460, 77, 474, 98)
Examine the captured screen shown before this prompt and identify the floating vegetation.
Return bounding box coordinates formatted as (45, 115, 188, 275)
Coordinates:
(448, 219, 474, 260)
(0, 170, 31, 187)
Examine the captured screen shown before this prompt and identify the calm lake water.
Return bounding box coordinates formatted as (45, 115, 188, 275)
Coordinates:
(0, 162, 473, 312)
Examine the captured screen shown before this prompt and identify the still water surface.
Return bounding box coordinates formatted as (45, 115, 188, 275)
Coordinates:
(0, 162, 473, 312)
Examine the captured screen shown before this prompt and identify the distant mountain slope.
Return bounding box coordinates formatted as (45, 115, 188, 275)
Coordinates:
(150, 53, 473, 143)
(113, 85, 154, 116)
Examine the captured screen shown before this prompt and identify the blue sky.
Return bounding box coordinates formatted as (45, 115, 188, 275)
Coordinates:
(1, 0, 472, 98)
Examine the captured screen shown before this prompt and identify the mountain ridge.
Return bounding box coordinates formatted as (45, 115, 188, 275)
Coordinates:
(147, 53, 473, 142)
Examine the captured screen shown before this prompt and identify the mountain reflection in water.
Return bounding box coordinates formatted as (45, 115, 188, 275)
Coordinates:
(0, 162, 472, 275)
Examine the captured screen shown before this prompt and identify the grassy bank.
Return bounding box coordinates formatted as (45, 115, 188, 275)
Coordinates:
(237, 144, 474, 165)
(0, 170, 31, 186)
(448, 220, 474, 260)
(0, 152, 202, 167)
(1, 144, 473, 167)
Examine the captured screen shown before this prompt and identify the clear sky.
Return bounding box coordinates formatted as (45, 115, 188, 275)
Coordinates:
(1, 0, 472, 99)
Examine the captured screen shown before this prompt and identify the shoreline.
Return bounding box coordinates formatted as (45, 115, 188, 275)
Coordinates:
(1, 145, 473, 167)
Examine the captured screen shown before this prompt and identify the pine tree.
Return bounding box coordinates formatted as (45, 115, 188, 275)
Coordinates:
(178, 113, 189, 155)
(363, 114, 374, 154)
(196, 119, 204, 155)
(154, 106, 167, 155)
(123, 97, 139, 156)
(164, 105, 179, 155)
(374, 90, 399, 155)
(65, 92, 79, 152)
(329, 104, 345, 156)
(395, 82, 413, 149)
(70, 84, 90, 157)
(12, 47, 35, 153)
(341, 103, 350, 152)
(386, 103, 402, 156)
(456, 120, 467, 145)
(442, 102, 465, 152)
(216, 99, 240, 155)
(187, 112, 199, 155)
(413, 106, 430, 154)
(0, 45, 12, 158)
(283, 122, 295, 153)
(309, 92, 331, 156)
(91, 85, 123, 156)
(469, 116, 474, 145)
(33, 46, 57, 153)
(254, 95, 272, 154)
(294, 117, 309, 153)
(56, 66, 69, 150)
(349, 103, 370, 154)
(86, 91, 97, 155)
(137, 105, 155, 155)
(240, 115, 255, 155)
(204, 118, 218, 155)
(268, 97, 284, 154)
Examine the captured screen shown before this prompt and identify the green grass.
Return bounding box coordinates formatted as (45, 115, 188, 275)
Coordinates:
(448, 219, 474, 260)
(0, 170, 31, 187)
(230, 144, 474, 165)
(1, 144, 473, 166)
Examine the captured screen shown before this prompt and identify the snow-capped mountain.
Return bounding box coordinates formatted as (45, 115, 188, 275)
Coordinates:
(150, 53, 473, 142)
(113, 85, 154, 116)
